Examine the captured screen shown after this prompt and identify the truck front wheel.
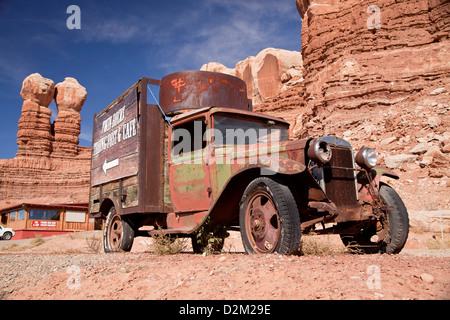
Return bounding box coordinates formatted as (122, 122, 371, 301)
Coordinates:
(239, 177, 301, 255)
(340, 183, 409, 254)
(103, 207, 134, 253)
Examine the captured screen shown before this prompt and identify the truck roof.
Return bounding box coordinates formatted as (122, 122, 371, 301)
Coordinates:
(170, 106, 290, 126)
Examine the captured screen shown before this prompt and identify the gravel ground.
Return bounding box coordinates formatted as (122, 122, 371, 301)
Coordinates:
(0, 231, 449, 300)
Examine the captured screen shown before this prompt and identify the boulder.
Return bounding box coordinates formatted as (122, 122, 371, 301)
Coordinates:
(54, 77, 87, 112)
(20, 73, 55, 107)
(384, 154, 417, 169)
(200, 62, 236, 76)
(429, 87, 447, 96)
(409, 143, 430, 155)
(427, 116, 442, 129)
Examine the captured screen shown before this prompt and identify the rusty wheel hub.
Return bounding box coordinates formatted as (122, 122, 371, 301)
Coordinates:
(245, 191, 281, 253)
(109, 215, 123, 250)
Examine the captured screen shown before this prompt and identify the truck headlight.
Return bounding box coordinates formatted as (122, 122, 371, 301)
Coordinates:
(355, 146, 377, 169)
(308, 138, 332, 165)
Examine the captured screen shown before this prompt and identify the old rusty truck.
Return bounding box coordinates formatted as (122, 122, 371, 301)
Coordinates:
(89, 70, 409, 255)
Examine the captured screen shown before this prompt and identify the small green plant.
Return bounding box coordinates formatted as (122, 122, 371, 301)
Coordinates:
(193, 217, 229, 255)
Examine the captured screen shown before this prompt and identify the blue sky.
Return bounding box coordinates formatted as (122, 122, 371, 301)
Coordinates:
(0, 0, 301, 159)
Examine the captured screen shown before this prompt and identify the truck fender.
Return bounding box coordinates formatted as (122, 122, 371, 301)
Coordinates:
(206, 161, 312, 228)
(373, 165, 399, 188)
(99, 197, 122, 218)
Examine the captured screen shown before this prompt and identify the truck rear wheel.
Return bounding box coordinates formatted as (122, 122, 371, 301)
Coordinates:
(239, 177, 301, 255)
(103, 207, 134, 253)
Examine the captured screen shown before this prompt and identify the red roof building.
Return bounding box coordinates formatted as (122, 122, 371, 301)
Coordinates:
(0, 202, 97, 239)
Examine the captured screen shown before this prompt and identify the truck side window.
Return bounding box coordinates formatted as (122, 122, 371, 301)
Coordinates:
(172, 117, 207, 156)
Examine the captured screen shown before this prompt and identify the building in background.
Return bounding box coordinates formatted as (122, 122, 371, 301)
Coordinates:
(0, 202, 97, 239)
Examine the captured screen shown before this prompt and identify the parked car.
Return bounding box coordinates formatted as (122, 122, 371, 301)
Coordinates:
(0, 225, 15, 240)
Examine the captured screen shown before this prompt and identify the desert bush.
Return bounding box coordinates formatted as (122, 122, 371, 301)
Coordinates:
(192, 217, 229, 255)
(151, 230, 187, 255)
(33, 234, 45, 246)
(86, 234, 102, 253)
(300, 235, 345, 256)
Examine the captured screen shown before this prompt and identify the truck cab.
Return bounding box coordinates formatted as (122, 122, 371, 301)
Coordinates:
(89, 71, 409, 255)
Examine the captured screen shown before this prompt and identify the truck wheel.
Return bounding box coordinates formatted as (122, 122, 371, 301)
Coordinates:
(341, 183, 409, 254)
(239, 177, 301, 255)
(103, 207, 134, 253)
(2, 232, 12, 241)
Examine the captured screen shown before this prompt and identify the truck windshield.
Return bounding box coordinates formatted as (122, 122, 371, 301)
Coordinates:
(213, 114, 288, 146)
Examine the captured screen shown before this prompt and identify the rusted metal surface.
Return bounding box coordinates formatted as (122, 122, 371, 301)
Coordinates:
(245, 190, 281, 253)
(159, 71, 251, 114)
(163, 211, 209, 234)
(324, 147, 358, 208)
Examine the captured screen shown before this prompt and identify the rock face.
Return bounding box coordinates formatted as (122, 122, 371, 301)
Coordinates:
(201, 48, 303, 105)
(53, 77, 87, 156)
(296, 0, 450, 112)
(0, 74, 91, 208)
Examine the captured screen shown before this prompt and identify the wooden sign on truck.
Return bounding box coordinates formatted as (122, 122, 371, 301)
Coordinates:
(91, 85, 139, 187)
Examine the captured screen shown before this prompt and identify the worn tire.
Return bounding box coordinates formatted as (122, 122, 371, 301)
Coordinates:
(341, 183, 409, 254)
(239, 177, 301, 255)
(103, 207, 134, 253)
(379, 183, 409, 253)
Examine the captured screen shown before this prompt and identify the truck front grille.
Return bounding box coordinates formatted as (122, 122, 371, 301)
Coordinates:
(323, 147, 358, 208)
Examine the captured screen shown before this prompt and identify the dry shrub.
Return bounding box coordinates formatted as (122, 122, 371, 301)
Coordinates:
(86, 234, 102, 253)
(151, 231, 187, 255)
(300, 235, 345, 256)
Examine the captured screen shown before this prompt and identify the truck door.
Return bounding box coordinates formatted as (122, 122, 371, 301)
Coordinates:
(168, 117, 212, 212)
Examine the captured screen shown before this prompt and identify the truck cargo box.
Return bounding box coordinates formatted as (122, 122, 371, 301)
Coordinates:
(89, 71, 252, 218)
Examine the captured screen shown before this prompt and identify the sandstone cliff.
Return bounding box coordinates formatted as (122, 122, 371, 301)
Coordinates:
(291, 0, 450, 209)
(296, 0, 449, 112)
(0, 74, 90, 208)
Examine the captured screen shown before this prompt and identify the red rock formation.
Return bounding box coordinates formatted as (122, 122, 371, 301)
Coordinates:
(53, 77, 87, 156)
(0, 74, 91, 209)
(296, 0, 450, 112)
(201, 48, 303, 105)
(16, 73, 55, 157)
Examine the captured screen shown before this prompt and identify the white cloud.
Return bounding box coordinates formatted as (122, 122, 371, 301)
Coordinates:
(63, 1, 301, 71)
(166, 0, 301, 69)
(80, 19, 141, 44)
(79, 127, 92, 144)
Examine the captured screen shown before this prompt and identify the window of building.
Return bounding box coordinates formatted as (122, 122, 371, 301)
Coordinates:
(29, 209, 61, 221)
(9, 211, 16, 223)
(18, 209, 25, 221)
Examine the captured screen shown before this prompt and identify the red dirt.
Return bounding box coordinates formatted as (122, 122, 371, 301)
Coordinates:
(0, 230, 449, 300)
